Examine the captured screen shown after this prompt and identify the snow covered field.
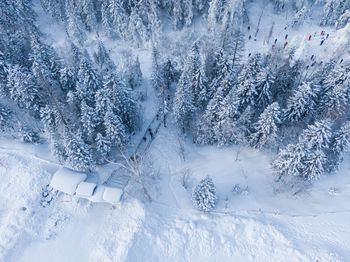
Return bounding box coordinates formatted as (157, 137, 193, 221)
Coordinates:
(1, 1, 350, 261)
(1, 132, 350, 261)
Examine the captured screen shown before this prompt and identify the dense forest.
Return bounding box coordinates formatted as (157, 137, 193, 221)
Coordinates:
(0, 0, 349, 187)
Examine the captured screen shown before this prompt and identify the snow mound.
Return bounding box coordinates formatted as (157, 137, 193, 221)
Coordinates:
(103, 187, 123, 204)
(75, 182, 97, 198)
(50, 168, 87, 195)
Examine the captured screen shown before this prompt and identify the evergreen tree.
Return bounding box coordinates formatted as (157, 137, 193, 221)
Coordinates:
(320, 65, 349, 118)
(64, 131, 95, 172)
(326, 122, 350, 172)
(236, 53, 263, 111)
(301, 150, 326, 181)
(192, 176, 217, 212)
(186, 42, 209, 110)
(284, 82, 317, 123)
(6, 64, 40, 111)
(272, 143, 306, 182)
(299, 120, 332, 151)
(96, 132, 111, 162)
(104, 109, 127, 148)
(250, 102, 281, 149)
(174, 72, 196, 133)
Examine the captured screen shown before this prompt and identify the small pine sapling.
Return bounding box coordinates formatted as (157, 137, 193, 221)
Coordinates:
(192, 176, 217, 212)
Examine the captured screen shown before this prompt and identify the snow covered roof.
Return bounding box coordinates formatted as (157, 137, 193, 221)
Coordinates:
(89, 185, 106, 203)
(103, 187, 123, 204)
(50, 167, 87, 195)
(76, 182, 97, 198)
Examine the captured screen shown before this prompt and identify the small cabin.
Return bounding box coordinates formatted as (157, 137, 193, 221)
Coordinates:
(50, 167, 125, 204)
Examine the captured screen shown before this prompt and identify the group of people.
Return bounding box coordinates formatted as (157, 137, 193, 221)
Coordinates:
(307, 30, 329, 46)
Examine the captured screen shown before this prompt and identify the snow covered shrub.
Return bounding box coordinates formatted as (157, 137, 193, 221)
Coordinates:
(232, 184, 249, 195)
(20, 125, 40, 143)
(192, 176, 217, 212)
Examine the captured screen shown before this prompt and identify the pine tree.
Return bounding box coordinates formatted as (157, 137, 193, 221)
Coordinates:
(186, 42, 209, 110)
(326, 122, 350, 172)
(320, 65, 349, 118)
(64, 131, 95, 172)
(299, 120, 332, 151)
(320, 0, 350, 28)
(236, 53, 263, 111)
(250, 102, 280, 149)
(192, 176, 216, 212)
(6, 64, 40, 111)
(95, 132, 111, 162)
(104, 109, 127, 148)
(272, 143, 306, 182)
(301, 150, 326, 181)
(284, 82, 317, 123)
(174, 72, 196, 133)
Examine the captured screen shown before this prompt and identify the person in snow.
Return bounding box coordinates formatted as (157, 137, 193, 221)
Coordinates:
(320, 39, 325, 46)
(311, 55, 314, 60)
(149, 131, 153, 139)
(308, 35, 311, 40)
(311, 61, 316, 67)
(284, 41, 288, 48)
(156, 114, 159, 120)
(274, 38, 277, 44)
(285, 34, 288, 40)
(143, 136, 147, 142)
(326, 33, 329, 39)
(249, 35, 252, 40)
(248, 52, 251, 57)
(248, 26, 250, 30)
(340, 58, 343, 64)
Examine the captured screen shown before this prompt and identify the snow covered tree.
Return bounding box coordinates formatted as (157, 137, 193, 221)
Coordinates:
(326, 122, 350, 172)
(299, 120, 332, 151)
(250, 102, 281, 149)
(95, 132, 111, 162)
(174, 72, 196, 133)
(272, 143, 306, 182)
(284, 82, 317, 123)
(6, 64, 40, 111)
(75, 56, 101, 105)
(235, 53, 264, 110)
(64, 131, 95, 172)
(104, 109, 127, 148)
(320, 0, 350, 28)
(186, 42, 209, 110)
(320, 65, 349, 119)
(192, 176, 217, 212)
(291, 6, 309, 28)
(301, 150, 326, 181)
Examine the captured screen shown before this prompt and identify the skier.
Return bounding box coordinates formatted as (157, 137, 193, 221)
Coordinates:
(248, 26, 250, 30)
(340, 58, 343, 64)
(248, 52, 251, 57)
(149, 131, 153, 139)
(326, 33, 329, 39)
(143, 136, 147, 142)
(311, 55, 314, 60)
(311, 61, 316, 67)
(283, 41, 288, 48)
(306, 65, 309, 69)
(308, 35, 311, 40)
(321, 30, 324, 35)
(249, 35, 252, 40)
(156, 113, 159, 120)
(274, 38, 277, 44)
(285, 34, 288, 40)
(320, 39, 325, 46)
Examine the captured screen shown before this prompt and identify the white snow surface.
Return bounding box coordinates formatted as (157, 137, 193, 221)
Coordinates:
(1, 1, 350, 262)
(50, 168, 87, 195)
(76, 182, 97, 198)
